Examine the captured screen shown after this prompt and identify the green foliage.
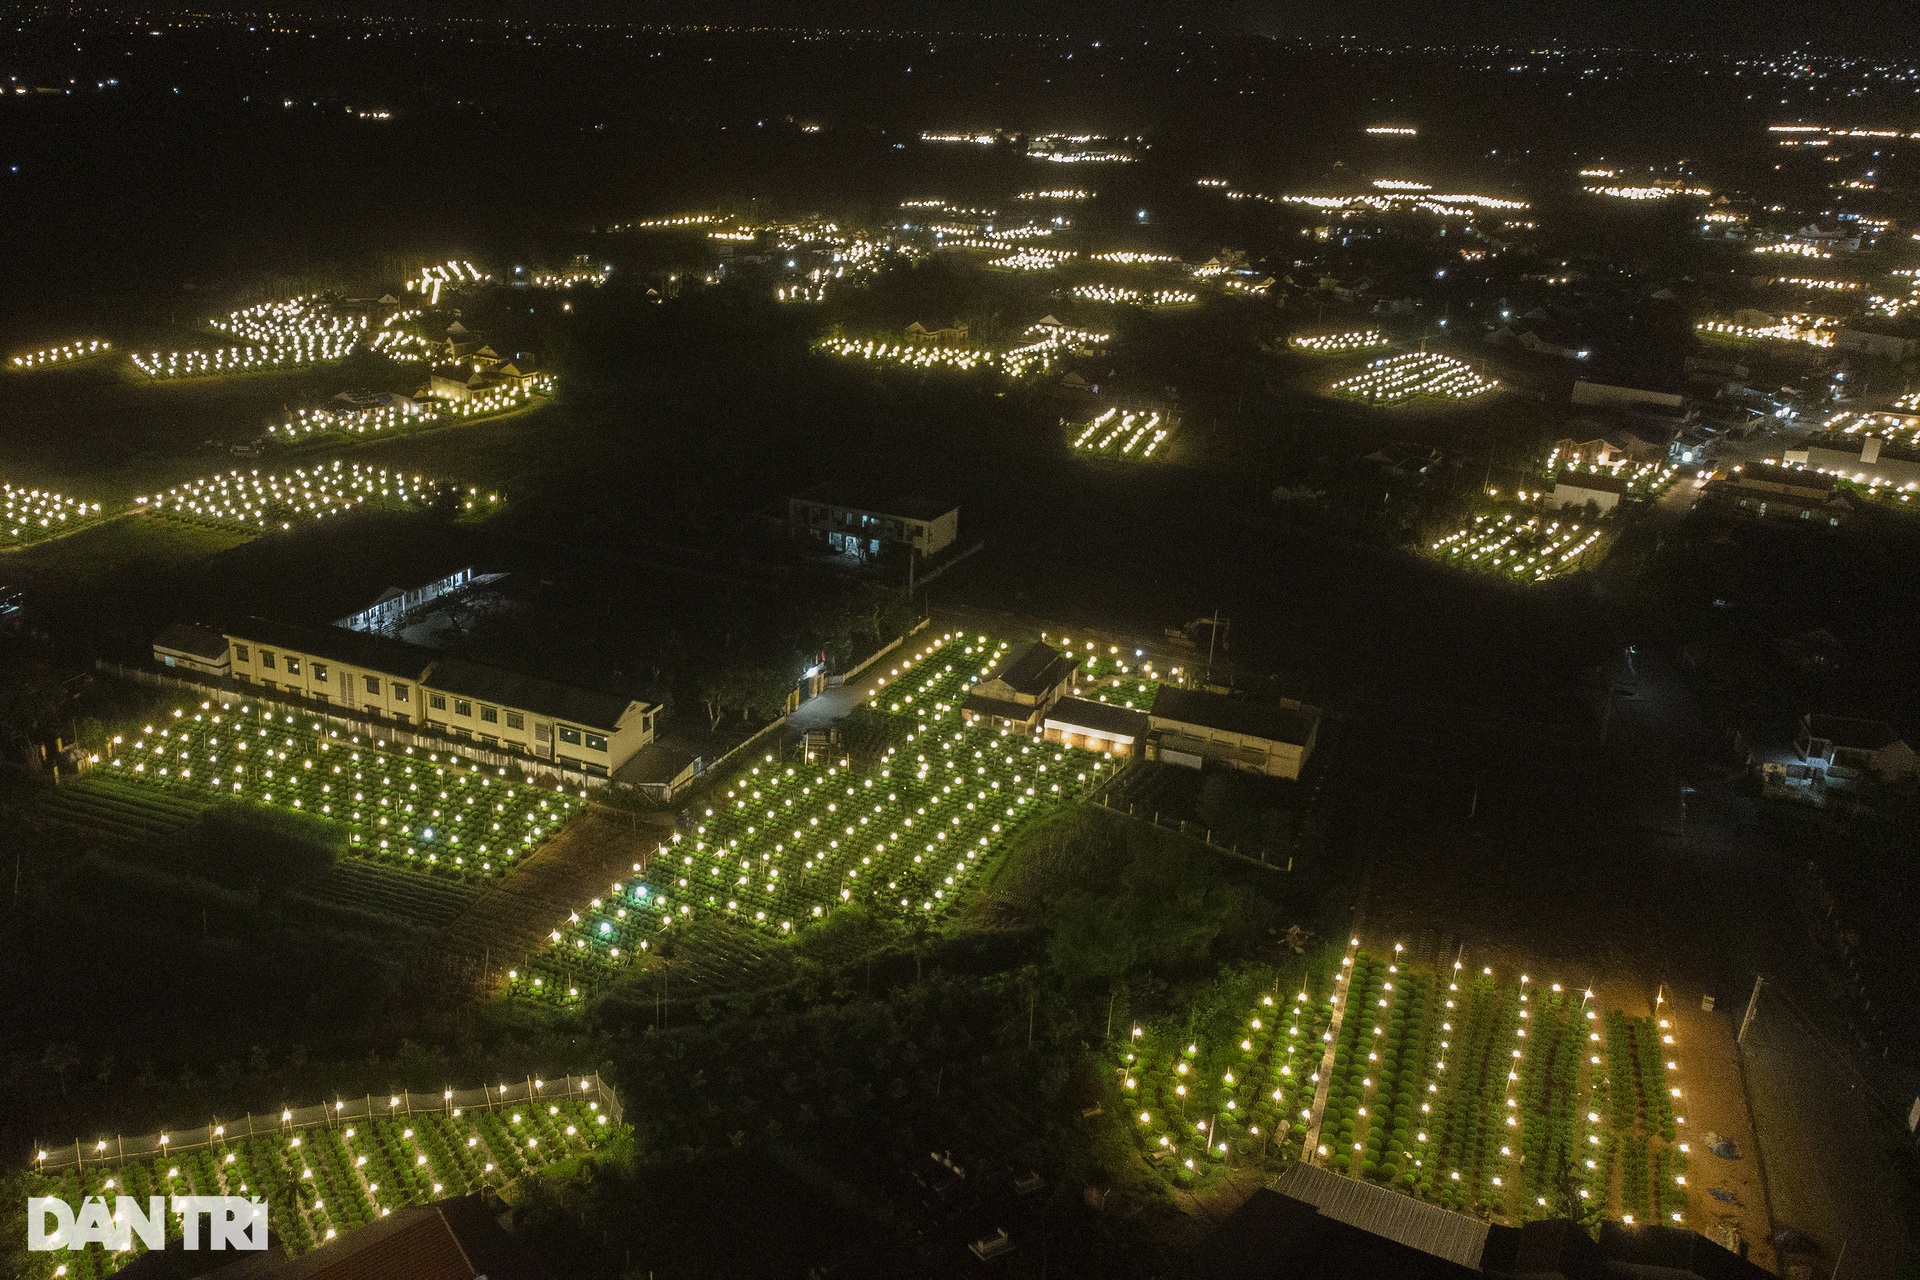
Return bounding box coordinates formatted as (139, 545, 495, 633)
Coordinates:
(164, 803, 340, 896)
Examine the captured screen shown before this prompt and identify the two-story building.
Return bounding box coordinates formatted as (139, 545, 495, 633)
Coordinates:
(788, 486, 960, 561)
(192, 617, 657, 776)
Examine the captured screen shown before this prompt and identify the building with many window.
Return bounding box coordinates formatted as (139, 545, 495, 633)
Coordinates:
(788, 485, 960, 560)
(180, 617, 656, 776)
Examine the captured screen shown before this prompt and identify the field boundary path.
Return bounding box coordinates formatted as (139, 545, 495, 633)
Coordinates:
(1300, 934, 1363, 1160)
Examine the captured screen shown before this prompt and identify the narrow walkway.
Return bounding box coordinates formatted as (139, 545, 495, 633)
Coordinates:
(1301, 934, 1363, 1160)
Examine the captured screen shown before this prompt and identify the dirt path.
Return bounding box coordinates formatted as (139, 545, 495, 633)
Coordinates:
(420, 807, 673, 995)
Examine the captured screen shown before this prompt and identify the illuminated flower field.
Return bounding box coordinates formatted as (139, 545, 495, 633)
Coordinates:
(22, 1080, 618, 1279)
(1121, 973, 1335, 1185)
(1329, 353, 1498, 404)
(1299, 945, 1692, 1229)
(1429, 513, 1602, 583)
(9, 339, 111, 370)
(107, 701, 581, 880)
(1068, 408, 1170, 460)
(515, 634, 1118, 1003)
(136, 462, 497, 532)
(1289, 328, 1388, 354)
(2, 483, 107, 546)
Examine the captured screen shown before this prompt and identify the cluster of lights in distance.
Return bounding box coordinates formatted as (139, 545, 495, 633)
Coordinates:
(1070, 283, 1197, 306)
(1281, 190, 1530, 219)
(209, 296, 366, 347)
(1027, 134, 1137, 163)
(528, 260, 612, 289)
(269, 399, 427, 441)
(1365, 126, 1417, 136)
(1755, 457, 1918, 501)
(1431, 513, 1601, 582)
(1695, 316, 1836, 348)
(9, 339, 110, 370)
(815, 337, 996, 373)
(1773, 276, 1858, 291)
(1002, 321, 1111, 377)
(1753, 241, 1831, 259)
(131, 340, 354, 379)
(1089, 250, 1182, 266)
(136, 461, 494, 532)
(1824, 410, 1920, 450)
(1224, 277, 1272, 297)
(989, 248, 1075, 271)
(920, 131, 997, 145)
(1016, 189, 1093, 200)
(1070, 408, 1168, 459)
(1330, 353, 1498, 403)
(605, 213, 717, 231)
(1289, 329, 1388, 354)
(405, 260, 490, 306)
(1583, 184, 1713, 201)
(2, 483, 105, 544)
(1549, 455, 1677, 497)
(1373, 179, 1431, 191)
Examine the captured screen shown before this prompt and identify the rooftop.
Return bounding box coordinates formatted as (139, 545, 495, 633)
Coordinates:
(792, 483, 958, 523)
(424, 656, 649, 731)
(154, 621, 231, 661)
(225, 616, 434, 678)
(991, 640, 1079, 696)
(1150, 686, 1320, 746)
(1043, 696, 1151, 740)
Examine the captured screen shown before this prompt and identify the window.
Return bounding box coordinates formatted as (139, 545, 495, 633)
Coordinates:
(313, 662, 328, 682)
(364, 675, 380, 695)
(582, 761, 609, 778)
(393, 683, 409, 702)
(535, 722, 551, 741)
(395, 713, 409, 725)
(261, 651, 276, 670)
(315, 693, 329, 705)
(506, 710, 524, 731)
(480, 706, 498, 724)
(233, 644, 250, 663)
(366, 704, 381, 716)
(584, 733, 608, 753)
(557, 726, 582, 746)
(429, 693, 447, 710)
(286, 656, 301, 676)
(454, 699, 472, 717)
(480, 734, 496, 746)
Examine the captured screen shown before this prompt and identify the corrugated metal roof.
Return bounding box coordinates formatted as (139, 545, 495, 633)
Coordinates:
(1273, 1163, 1489, 1268)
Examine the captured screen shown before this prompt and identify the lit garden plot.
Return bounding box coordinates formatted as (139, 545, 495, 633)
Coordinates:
(1070, 283, 1198, 307)
(22, 1083, 619, 1279)
(1077, 652, 1161, 709)
(1429, 513, 1602, 583)
(1121, 975, 1336, 1187)
(266, 376, 554, 443)
(1546, 454, 1677, 499)
(1694, 315, 1836, 349)
(366, 309, 433, 363)
(404, 260, 491, 306)
(2, 483, 107, 546)
(1824, 411, 1920, 451)
(1089, 251, 1182, 266)
(815, 336, 997, 372)
(988, 248, 1075, 272)
(1068, 408, 1170, 460)
(109, 702, 581, 880)
(1289, 328, 1388, 354)
(528, 257, 612, 289)
(8, 338, 111, 370)
(1329, 353, 1498, 404)
(127, 296, 369, 379)
(514, 634, 1119, 1004)
(135, 461, 498, 532)
(209, 296, 368, 347)
(1302, 946, 1692, 1230)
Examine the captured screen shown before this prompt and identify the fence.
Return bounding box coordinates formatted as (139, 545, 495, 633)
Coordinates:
(32, 1072, 620, 1173)
(97, 661, 621, 795)
(827, 616, 931, 688)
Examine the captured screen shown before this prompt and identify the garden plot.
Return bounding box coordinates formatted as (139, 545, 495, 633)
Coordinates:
(1289, 328, 1388, 354)
(1304, 945, 1694, 1231)
(106, 701, 581, 882)
(1070, 283, 1198, 307)
(265, 374, 555, 444)
(1118, 967, 1337, 1188)
(135, 460, 496, 533)
(21, 1087, 618, 1279)
(1075, 652, 1161, 708)
(2, 482, 108, 547)
(515, 634, 1119, 1004)
(1329, 352, 1498, 404)
(1068, 408, 1171, 461)
(131, 296, 367, 379)
(1429, 513, 1602, 583)
(9, 339, 112, 370)
(1545, 450, 1677, 500)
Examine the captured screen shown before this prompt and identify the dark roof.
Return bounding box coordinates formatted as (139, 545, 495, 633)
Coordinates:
(1554, 470, 1630, 495)
(1806, 714, 1906, 751)
(618, 743, 701, 785)
(1595, 1220, 1776, 1280)
(227, 616, 434, 678)
(198, 1193, 555, 1280)
(1044, 696, 1150, 740)
(154, 622, 231, 660)
(993, 641, 1079, 697)
(1271, 1165, 1489, 1269)
(1182, 1186, 1478, 1280)
(1729, 462, 1835, 496)
(961, 692, 1041, 722)
(1151, 686, 1320, 746)
(792, 483, 957, 523)
(424, 656, 647, 730)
